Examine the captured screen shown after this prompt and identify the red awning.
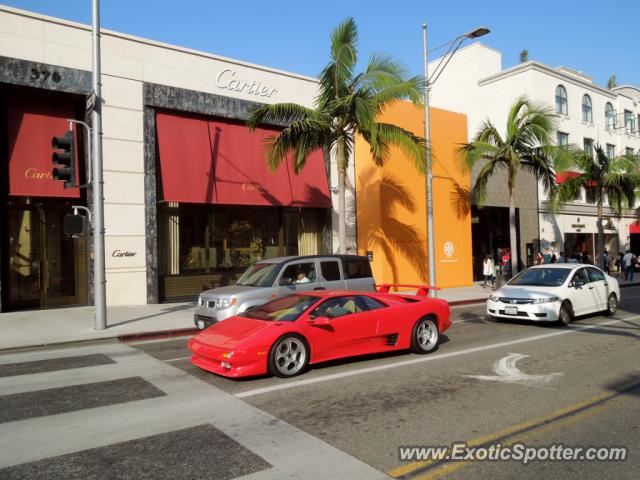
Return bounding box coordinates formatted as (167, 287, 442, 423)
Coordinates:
(8, 94, 80, 198)
(156, 111, 331, 208)
(288, 149, 332, 208)
(630, 222, 640, 234)
(208, 119, 293, 206)
(156, 112, 216, 204)
(556, 171, 579, 183)
(556, 171, 596, 187)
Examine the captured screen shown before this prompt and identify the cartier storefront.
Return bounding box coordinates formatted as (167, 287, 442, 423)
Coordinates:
(1, 84, 90, 311)
(0, 5, 341, 311)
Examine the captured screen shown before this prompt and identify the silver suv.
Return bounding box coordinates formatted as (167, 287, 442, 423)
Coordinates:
(194, 255, 375, 329)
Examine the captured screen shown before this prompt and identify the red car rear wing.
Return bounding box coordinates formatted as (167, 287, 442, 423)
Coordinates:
(375, 284, 441, 297)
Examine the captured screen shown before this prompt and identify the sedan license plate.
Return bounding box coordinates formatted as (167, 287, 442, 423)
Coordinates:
(504, 305, 518, 315)
(197, 320, 205, 329)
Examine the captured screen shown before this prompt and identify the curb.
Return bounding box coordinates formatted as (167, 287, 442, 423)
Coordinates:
(118, 327, 199, 343)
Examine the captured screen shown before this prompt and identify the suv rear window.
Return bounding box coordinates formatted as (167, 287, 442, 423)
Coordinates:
(343, 258, 373, 279)
(321, 261, 341, 281)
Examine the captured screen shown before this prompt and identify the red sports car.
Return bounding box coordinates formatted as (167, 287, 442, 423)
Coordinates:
(188, 286, 451, 378)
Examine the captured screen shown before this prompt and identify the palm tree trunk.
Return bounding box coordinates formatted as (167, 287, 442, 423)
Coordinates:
(509, 189, 519, 276)
(336, 137, 347, 254)
(597, 190, 605, 270)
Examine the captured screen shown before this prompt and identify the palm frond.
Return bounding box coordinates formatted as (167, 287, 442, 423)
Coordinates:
(246, 103, 316, 130)
(317, 17, 358, 108)
(372, 122, 426, 173)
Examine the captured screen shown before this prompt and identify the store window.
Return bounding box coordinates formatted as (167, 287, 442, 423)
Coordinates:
(158, 204, 325, 299)
(555, 85, 568, 115)
(582, 95, 592, 123)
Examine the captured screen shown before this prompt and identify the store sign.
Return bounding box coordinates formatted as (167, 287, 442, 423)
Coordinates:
(24, 168, 53, 180)
(441, 241, 459, 263)
(215, 69, 278, 98)
(241, 182, 267, 193)
(112, 250, 137, 258)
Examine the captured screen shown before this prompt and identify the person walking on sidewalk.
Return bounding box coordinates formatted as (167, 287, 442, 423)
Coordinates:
(482, 254, 494, 288)
(623, 250, 636, 282)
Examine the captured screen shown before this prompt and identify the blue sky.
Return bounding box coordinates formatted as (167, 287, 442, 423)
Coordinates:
(3, 0, 638, 88)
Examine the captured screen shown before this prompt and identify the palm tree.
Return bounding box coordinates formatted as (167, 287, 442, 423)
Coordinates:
(247, 17, 426, 254)
(460, 96, 560, 275)
(553, 145, 639, 269)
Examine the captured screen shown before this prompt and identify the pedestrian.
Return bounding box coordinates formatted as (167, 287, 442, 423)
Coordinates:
(603, 250, 610, 274)
(575, 251, 583, 263)
(535, 251, 544, 265)
(501, 249, 512, 278)
(543, 248, 551, 264)
(583, 251, 592, 265)
(558, 251, 566, 263)
(616, 253, 624, 277)
(482, 254, 494, 288)
(623, 250, 636, 282)
(550, 251, 557, 263)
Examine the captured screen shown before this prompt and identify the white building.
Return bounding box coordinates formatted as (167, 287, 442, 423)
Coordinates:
(429, 42, 640, 265)
(0, 5, 357, 312)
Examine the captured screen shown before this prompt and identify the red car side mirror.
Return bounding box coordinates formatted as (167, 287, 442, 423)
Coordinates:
(308, 316, 331, 326)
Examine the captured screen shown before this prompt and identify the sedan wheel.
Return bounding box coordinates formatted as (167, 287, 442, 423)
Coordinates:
(604, 294, 618, 316)
(268, 335, 309, 378)
(411, 318, 439, 354)
(558, 302, 573, 327)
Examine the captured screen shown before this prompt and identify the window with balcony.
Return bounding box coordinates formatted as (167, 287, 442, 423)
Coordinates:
(625, 110, 634, 133)
(582, 95, 592, 123)
(605, 102, 616, 129)
(555, 85, 568, 115)
(583, 138, 594, 158)
(557, 131, 569, 148)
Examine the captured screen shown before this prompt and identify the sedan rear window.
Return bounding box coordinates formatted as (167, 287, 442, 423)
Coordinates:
(508, 268, 571, 287)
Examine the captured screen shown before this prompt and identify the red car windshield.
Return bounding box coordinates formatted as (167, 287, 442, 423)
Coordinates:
(241, 295, 318, 322)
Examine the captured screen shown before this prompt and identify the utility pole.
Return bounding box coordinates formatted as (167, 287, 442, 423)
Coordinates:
(92, 0, 107, 329)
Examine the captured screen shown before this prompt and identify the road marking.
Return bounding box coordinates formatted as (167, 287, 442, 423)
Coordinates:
(466, 352, 563, 388)
(234, 316, 637, 399)
(164, 355, 191, 363)
(388, 379, 639, 479)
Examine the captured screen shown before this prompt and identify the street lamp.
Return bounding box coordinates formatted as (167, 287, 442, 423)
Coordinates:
(422, 23, 490, 297)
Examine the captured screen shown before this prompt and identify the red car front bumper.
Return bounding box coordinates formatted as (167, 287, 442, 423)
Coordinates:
(188, 338, 268, 378)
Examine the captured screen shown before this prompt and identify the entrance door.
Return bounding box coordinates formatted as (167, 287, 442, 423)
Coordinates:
(5, 201, 87, 310)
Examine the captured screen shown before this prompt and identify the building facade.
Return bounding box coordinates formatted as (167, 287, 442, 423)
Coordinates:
(0, 5, 360, 312)
(355, 102, 473, 289)
(428, 43, 640, 272)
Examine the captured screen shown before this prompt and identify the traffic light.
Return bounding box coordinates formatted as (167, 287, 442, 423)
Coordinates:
(51, 130, 77, 189)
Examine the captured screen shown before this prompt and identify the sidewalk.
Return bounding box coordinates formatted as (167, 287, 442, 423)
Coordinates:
(1, 280, 638, 351)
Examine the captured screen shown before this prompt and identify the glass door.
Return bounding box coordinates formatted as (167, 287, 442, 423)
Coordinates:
(7, 204, 44, 309)
(5, 201, 87, 310)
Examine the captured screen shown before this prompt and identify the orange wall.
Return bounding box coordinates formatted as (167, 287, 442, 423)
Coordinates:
(356, 102, 473, 289)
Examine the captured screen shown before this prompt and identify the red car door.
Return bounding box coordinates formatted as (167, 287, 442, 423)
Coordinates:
(303, 296, 379, 362)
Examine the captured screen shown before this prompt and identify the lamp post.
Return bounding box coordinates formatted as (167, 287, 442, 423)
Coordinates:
(422, 23, 489, 297)
(92, 0, 107, 329)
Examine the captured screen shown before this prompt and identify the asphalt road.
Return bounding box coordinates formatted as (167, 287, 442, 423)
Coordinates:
(132, 285, 640, 479)
(1, 286, 639, 479)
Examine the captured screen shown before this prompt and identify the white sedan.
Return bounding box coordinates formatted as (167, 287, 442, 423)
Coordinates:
(487, 264, 620, 326)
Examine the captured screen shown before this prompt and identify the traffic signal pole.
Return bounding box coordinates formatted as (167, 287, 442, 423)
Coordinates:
(92, 0, 107, 330)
